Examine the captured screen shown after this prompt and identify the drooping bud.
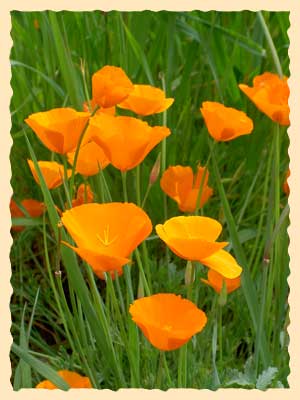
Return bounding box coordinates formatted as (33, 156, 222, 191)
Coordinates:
(149, 152, 161, 185)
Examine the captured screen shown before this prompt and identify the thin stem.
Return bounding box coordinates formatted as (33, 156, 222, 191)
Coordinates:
(257, 12, 283, 77)
(121, 171, 128, 202)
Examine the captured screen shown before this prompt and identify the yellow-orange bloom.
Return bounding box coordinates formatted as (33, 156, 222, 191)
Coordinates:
(36, 370, 92, 389)
(10, 198, 45, 232)
(201, 269, 241, 294)
(283, 168, 290, 196)
(71, 184, 94, 208)
(118, 84, 174, 116)
(155, 216, 242, 279)
(87, 113, 170, 171)
(25, 108, 90, 154)
(92, 65, 134, 108)
(239, 72, 290, 126)
(129, 293, 207, 351)
(160, 165, 213, 212)
(28, 160, 72, 190)
(83, 99, 115, 116)
(67, 141, 110, 176)
(61, 203, 152, 279)
(200, 101, 253, 141)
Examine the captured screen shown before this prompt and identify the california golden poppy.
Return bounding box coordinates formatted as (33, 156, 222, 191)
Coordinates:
(10, 198, 45, 232)
(160, 165, 213, 212)
(239, 72, 290, 126)
(71, 184, 94, 207)
(67, 141, 110, 176)
(83, 98, 115, 116)
(28, 160, 72, 190)
(87, 113, 170, 171)
(25, 108, 90, 154)
(118, 84, 174, 116)
(283, 168, 290, 196)
(201, 268, 241, 294)
(92, 65, 134, 108)
(155, 216, 242, 279)
(36, 370, 92, 389)
(61, 203, 152, 279)
(200, 101, 253, 141)
(129, 293, 207, 351)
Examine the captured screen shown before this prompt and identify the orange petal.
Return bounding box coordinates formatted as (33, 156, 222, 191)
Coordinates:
(201, 269, 241, 294)
(28, 160, 72, 189)
(201, 249, 242, 279)
(36, 370, 92, 389)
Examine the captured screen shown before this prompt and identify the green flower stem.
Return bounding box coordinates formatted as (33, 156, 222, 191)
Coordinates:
(136, 164, 141, 206)
(141, 182, 151, 208)
(61, 155, 72, 208)
(121, 171, 128, 202)
(156, 351, 164, 389)
(218, 303, 223, 364)
(134, 248, 151, 297)
(257, 12, 283, 77)
(69, 105, 99, 200)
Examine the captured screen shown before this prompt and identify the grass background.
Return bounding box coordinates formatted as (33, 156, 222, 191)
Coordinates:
(10, 10, 290, 389)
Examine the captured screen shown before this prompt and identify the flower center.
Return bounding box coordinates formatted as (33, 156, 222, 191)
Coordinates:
(96, 225, 118, 247)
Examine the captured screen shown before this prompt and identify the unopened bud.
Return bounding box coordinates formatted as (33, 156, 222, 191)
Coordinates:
(149, 153, 161, 185)
(185, 261, 195, 286)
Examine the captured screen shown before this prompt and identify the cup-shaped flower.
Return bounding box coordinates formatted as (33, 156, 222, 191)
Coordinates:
(283, 168, 290, 196)
(61, 203, 152, 279)
(10, 198, 45, 231)
(129, 293, 207, 351)
(67, 141, 110, 176)
(160, 165, 213, 212)
(25, 108, 90, 154)
(71, 184, 94, 208)
(92, 65, 134, 108)
(28, 160, 72, 190)
(200, 101, 253, 141)
(155, 216, 242, 279)
(87, 113, 170, 171)
(239, 72, 290, 126)
(118, 84, 174, 116)
(36, 370, 92, 389)
(201, 268, 241, 294)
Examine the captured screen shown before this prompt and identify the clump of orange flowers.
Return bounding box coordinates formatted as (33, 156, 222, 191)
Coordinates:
(61, 203, 152, 279)
(156, 216, 242, 279)
(201, 269, 241, 294)
(239, 72, 290, 126)
(25, 108, 90, 154)
(118, 84, 174, 116)
(36, 370, 92, 389)
(28, 160, 72, 190)
(160, 165, 213, 212)
(200, 101, 254, 141)
(129, 293, 207, 351)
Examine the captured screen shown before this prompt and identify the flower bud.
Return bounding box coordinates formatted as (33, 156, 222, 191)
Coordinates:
(149, 152, 161, 185)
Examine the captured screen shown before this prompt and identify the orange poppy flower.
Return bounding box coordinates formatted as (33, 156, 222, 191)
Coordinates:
(239, 72, 290, 126)
(25, 108, 90, 154)
(87, 113, 170, 171)
(71, 184, 94, 208)
(28, 160, 72, 190)
(61, 203, 152, 279)
(118, 84, 174, 116)
(67, 141, 110, 176)
(200, 101, 254, 141)
(283, 168, 290, 196)
(92, 65, 134, 108)
(160, 165, 213, 212)
(155, 216, 242, 279)
(83, 98, 115, 116)
(129, 293, 207, 351)
(201, 269, 241, 294)
(36, 370, 92, 389)
(10, 198, 45, 232)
